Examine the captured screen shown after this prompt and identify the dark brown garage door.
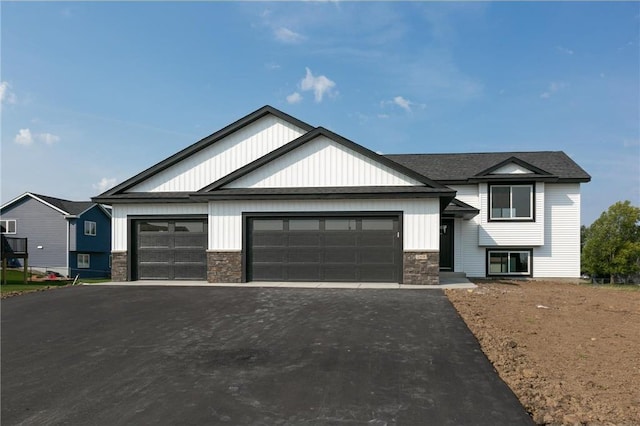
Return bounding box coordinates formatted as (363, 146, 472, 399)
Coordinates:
(134, 219, 207, 280)
(248, 216, 401, 282)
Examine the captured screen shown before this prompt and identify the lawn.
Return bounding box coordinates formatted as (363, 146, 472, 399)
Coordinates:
(1, 269, 110, 297)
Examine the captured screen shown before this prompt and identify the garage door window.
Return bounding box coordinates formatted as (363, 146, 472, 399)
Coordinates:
(362, 219, 395, 230)
(325, 219, 357, 230)
(289, 219, 320, 230)
(253, 219, 284, 231)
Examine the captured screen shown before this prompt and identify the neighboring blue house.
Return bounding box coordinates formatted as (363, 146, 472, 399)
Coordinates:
(0, 192, 112, 278)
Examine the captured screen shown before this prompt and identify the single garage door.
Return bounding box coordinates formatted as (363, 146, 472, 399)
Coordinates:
(134, 219, 207, 280)
(248, 216, 401, 282)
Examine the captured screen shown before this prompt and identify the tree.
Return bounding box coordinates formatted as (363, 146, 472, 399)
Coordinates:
(582, 200, 640, 284)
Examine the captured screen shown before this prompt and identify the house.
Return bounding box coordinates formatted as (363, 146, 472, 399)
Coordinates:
(93, 106, 590, 284)
(0, 193, 112, 278)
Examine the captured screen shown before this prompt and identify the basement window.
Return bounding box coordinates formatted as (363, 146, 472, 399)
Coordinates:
(488, 250, 531, 276)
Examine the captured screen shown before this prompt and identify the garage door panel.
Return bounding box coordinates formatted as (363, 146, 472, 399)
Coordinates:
(252, 248, 286, 263)
(135, 219, 207, 281)
(252, 264, 285, 281)
(323, 248, 357, 263)
(359, 248, 396, 264)
(248, 216, 400, 283)
(287, 265, 321, 281)
(324, 233, 358, 246)
(288, 234, 321, 247)
(252, 234, 285, 246)
(323, 265, 358, 281)
(138, 235, 171, 248)
(288, 249, 321, 263)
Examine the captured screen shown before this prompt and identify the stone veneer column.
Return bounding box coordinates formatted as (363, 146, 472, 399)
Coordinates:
(111, 251, 128, 281)
(207, 251, 242, 283)
(403, 251, 440, 285)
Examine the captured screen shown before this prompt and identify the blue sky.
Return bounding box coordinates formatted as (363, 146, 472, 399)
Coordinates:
(1, 2, 638, 225)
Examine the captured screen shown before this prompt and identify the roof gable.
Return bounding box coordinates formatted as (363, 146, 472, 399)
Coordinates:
(475, 156, 554, 177)
(1, 192, 98, 217)
(97, 105, 314, 196)
(201, 127, 448, 192)
(385, 151, 591, 183)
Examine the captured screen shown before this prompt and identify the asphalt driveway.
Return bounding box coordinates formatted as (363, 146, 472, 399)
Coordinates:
(1, 286, 532, 425)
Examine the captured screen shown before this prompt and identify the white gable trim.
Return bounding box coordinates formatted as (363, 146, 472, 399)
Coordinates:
(1, 192, 70, 216)
(490, 162, 535, 174)
(224, 136, 423, 189)
(127, 115, 307, 193)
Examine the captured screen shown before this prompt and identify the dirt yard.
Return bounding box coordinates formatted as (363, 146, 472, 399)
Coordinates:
(446, 280, 640, 425)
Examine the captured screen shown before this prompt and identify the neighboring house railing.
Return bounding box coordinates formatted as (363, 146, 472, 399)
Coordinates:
(2, 235, 28, 256)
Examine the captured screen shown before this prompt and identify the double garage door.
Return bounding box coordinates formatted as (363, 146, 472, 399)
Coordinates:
(248, 216, 401, 282)
(134, 219, 207, 280)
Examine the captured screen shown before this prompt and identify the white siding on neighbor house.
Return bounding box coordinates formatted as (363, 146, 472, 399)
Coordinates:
(490, 163, 534, 174)
(534, 184, 581, 278)
(478, 182, 545, 246)
(127, 116, 307, 193)
(111, 203, 208, 251)
(208, 199, 440, 251)
(225, 136, 422, 189)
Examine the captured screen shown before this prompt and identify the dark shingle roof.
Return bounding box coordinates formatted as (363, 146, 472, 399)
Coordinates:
(31, 193, 95, 216)
(384, 151, 590, 183)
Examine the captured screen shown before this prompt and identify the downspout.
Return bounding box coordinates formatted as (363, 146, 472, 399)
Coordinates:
(66, 219, 70, 277)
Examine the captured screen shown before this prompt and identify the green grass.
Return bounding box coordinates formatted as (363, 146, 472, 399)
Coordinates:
(0, 283, 65, 295)
(78, 278, 112, 284)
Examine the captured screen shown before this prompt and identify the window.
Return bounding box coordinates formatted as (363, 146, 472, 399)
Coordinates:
(78, 254, 90, 269)
(253, 219, 283, 231)
(488, 250, 531, 275)
(84, 221, 97, 236)
(490, 184, 533, 220)
(289, 219, 320, 231)
(0, 219, 16, 234)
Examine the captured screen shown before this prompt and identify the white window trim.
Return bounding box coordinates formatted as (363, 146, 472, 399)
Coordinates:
(78, 253, 90, 269)
(489, 184, 534, 220)
(487, 250, 531, 276)
(1, 219, 17, 234)
(84, 221, 97, 236)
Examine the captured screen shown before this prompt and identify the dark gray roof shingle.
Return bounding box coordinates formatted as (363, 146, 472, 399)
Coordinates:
(385, 151, 590, 183)
(31, 193, 95, 216)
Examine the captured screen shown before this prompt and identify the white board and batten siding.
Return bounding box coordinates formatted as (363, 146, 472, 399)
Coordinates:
(208, 199, 440, 252)
(111, 204, 208, 251)
(490, 163, 534, 174)
(225, 136, 422, 188)
(127, 116, 307, 193)
(534, 184, 581, 277)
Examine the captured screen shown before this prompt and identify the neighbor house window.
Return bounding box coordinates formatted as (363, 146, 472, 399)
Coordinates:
(78, 254, 90, 269)
(0, 219, 16, 234)
(490, 184, 533, 220)
(84, 221, 97, 236)
(488, 250, 531, 276)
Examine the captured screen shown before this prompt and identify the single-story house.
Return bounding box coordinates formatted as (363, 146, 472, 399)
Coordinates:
(0, 192, 112, 278)
(93, 106, 590, 284)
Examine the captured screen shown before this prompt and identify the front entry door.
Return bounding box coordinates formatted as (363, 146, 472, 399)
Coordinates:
(439, 218, 454, 270)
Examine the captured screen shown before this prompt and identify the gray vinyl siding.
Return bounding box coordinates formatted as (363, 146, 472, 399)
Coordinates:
(1, 197, 68, 270)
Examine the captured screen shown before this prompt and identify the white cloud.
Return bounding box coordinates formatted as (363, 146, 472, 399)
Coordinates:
(14, 129, 33, 146)
(0, 81, 17, 105)
(299, 67, 337, 102)
(393, 96, 413, 112)
(540, 81, 566, 99)
(556, 46, 574, 55)
(265, 62, 281, 70)
(37, 132, 60, 145)
(286, 92, 303, 104)
(93, 177, 117, 193)
(14, 128, 61, 146)
(275, 27, 305, 44)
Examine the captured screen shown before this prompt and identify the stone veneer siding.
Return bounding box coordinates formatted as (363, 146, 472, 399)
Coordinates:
(207, 251, 242, 283)
(403, 251, 439, 285)
(111, 251, 128, 281)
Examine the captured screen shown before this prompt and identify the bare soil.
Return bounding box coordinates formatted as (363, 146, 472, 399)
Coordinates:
(446, 280, 640, 425)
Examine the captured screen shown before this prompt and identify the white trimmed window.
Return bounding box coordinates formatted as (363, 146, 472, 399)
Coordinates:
(488, 250, 531, 276)
(0, 219, 16, 234)
(84, 221, 97, 236)
(78, 254, 90, 269)
(490, 184, 533, 220)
